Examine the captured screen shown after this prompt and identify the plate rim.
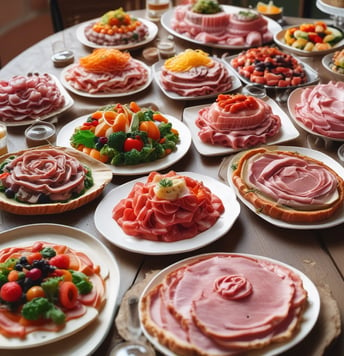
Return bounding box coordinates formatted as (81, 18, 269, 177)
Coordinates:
(182, 96, 300, 156)
(0, 223, 120, 353)
(76, 17, 158, 50)
(56, 113, 192, 176)
(139, 251, 320, 356)
(94, 172, 240, 255)
(161, 5, 282, 50)
(60, 59, 152, 98)
(227, 145, 344, 229)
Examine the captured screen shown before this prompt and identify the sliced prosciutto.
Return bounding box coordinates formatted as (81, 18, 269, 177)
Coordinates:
(196, 93, 281, 148)
(294, 81, 344, 139)
(112, 171, 224, 242)
(63, 48, 149, 95)
(0, 148, 92, 204)
(160, 49, 232, 97)
(231, 147, 344, 223)
(140, 253, 308, 355)
(0, 73, 65, 122)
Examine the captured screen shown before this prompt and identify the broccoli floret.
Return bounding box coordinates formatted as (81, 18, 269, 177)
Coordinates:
(71, 271, 93, 295)
(22, 297, 65, 324)
(41, 277, 63, 302)
(158, 122, 173, 137)
(40, 247, 56, 259)
(123, 149, 142, 165)
(107, 131, 126, 150)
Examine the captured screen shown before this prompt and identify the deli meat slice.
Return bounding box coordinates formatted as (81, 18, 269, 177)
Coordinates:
(64, 58, 149, 94)
(196, 94, 281, 148)
(0, 73, 65, 122)
(0, 148, 90, 204)
(112, 171, 224, 242)
(141, 254, 308, 356)
(294, 81, 344, 139)
(231, 147, 344, 223)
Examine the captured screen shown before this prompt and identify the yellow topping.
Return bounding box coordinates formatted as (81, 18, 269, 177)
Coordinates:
(256, 1, 282, 14)
(164, 49, 213, 72)
(154, 177, 188, 200)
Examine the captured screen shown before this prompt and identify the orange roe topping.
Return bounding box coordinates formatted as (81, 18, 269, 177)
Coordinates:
(164, 49, 213, 72)
(217, 94, 259, 113)
(79, 48, 131, 72)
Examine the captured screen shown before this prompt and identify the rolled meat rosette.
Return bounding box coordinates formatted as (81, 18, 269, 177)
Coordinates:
(231, 147, 344, 222)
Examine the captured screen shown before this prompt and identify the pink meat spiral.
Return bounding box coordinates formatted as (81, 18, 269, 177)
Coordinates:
(294, 81, 344, 139)
(0, 149, 89, 203)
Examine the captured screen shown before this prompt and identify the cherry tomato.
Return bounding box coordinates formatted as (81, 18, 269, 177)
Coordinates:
(0, 282, 22, 302)
(49, 254, 70, 269)
(123, 137, 144, 152)
(26, 286, 45, 301)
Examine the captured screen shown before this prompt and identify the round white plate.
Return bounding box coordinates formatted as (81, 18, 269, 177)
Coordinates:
(228, 145, 344, 229)
(287, 86, 344, 142)
(140, 252, 320, 356)
(152, 58, 242, 101)
(76, 17, 158, 50)
(94, 172, 240, 255)
(56, 114, 192, 176)
(274, 26, 344, 57)
(1, 74, 73, 127)
(225, 54, 319, 90)
(161, 5, 282, 49)
(322, 52, 344, 80)
(60, 60, 152, 98)
(0, 224, 120, 354)
(183, 96, 299, 156)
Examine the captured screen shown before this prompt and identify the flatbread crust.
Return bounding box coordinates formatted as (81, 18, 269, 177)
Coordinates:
(231, 147, 344, 223)
(0, 145, 112, 215)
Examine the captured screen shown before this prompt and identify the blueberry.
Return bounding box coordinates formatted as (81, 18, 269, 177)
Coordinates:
(4, 189, 15, 198)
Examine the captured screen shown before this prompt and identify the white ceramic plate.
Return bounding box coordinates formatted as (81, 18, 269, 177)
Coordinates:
(60, 60, 152, 98)
(225, 55, 319, 90)
(153, 58, 242, 101)
(274, 26, 344, 57)
(76, 17, 158, 50)
(287, 86, 344, 142)
(322, 52, 344, 80)
(1, 74, 73, 127)
(94, 172, 240, 255)
(56, 114, 192, 176)
(0, 224, 120, 354)
(183, 96, 299, 156)
(161, 5, 282, 49)
(227, 145, 344, 229)
(140, 252, 320, 356)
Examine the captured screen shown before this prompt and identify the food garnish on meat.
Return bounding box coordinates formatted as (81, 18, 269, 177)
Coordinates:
(64, 48, 149, 95)
(70, 102, 179, 166)
(231, 147, 344, 222)
(112, 171, 224, 241)
(0, 241, 105, 338)
(160, 49, 232, 96)
(196, 93, 281, 148)
(0, 73, 65, 122)
(0, 148, 94, 204)
(141, 253, 308, 355)
(84, 7, 149, 46)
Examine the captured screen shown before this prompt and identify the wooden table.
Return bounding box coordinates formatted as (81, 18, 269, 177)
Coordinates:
(0, 9, 343, 356)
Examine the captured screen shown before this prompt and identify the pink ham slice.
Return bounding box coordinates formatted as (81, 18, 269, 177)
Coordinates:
(112, 171, 224, 242)
(141, 254, 308, 355)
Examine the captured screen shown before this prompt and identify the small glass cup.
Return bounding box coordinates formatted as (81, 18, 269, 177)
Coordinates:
(25, 121, 57, 148)
(0, 123, 8, 156)
(51, 33, 74, 67)
(146, 0, 171, 21)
